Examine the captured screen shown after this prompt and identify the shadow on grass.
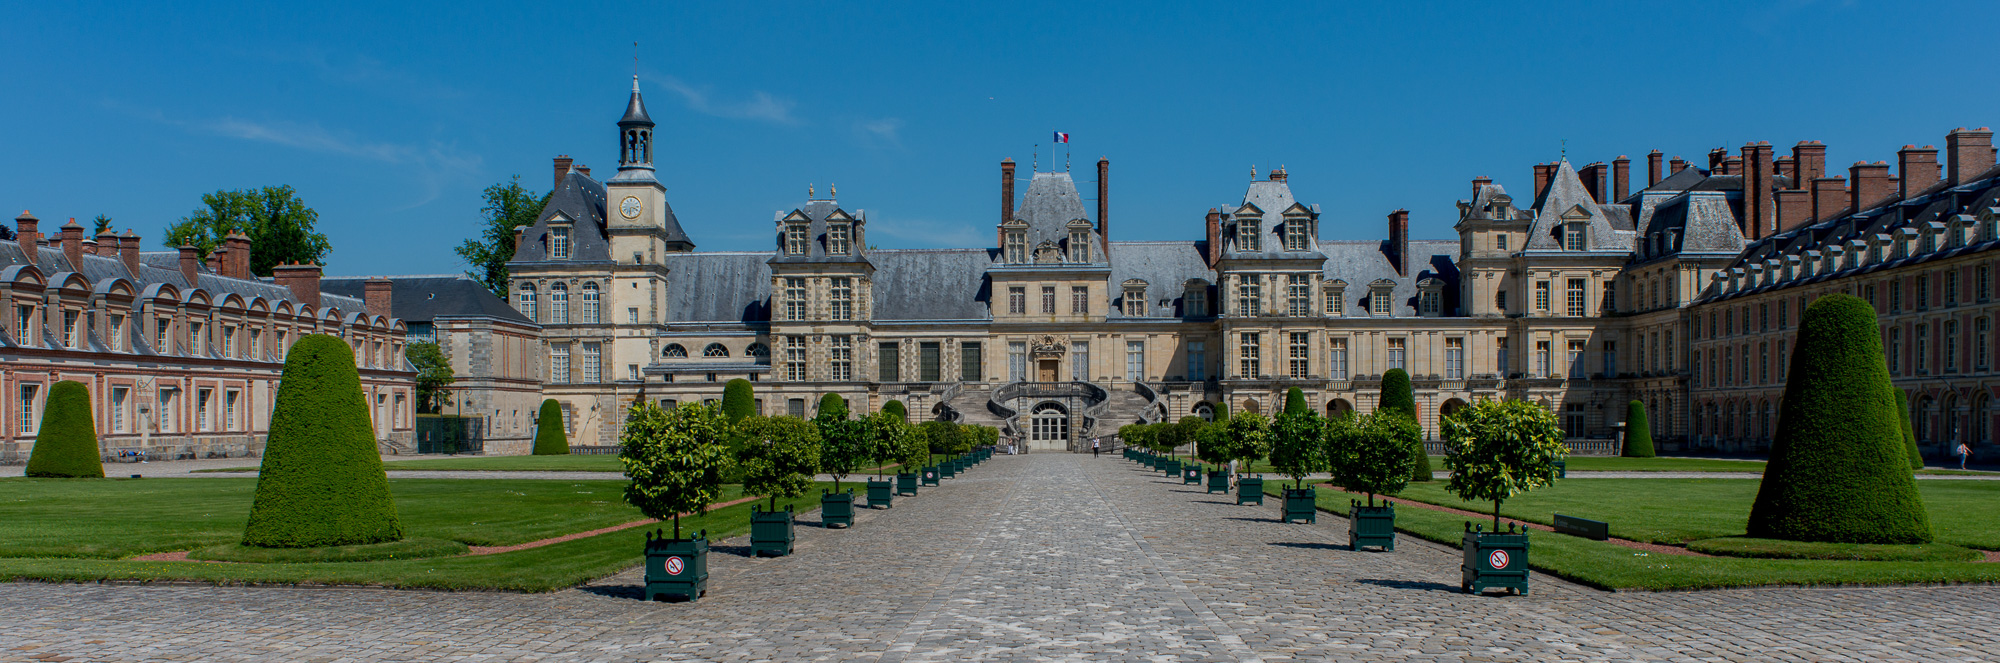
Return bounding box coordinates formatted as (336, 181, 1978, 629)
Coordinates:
(1269, 541, 1346, 551)
(1355, 578, 1461, 593)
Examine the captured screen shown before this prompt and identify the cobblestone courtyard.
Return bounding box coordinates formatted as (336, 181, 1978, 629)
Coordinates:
(2, 454, 1996, 662)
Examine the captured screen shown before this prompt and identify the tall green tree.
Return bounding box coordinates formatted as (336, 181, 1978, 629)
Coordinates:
(1623, 400, 1656, 458)
(1378, 368, 1428, 480)
(720, 379, 756, 423)
(1442, 399, 1568, 529)
(405, 341, 454, 414)
(620, 401, 731, 540)
(23, 381, 103, 478)
(163, 185, 330, 275)
(455, 176, 549, 299)
(532, 399, 569, 455)
(1284, 387, 1309, 415)
(735, 416, 822, 511)
(817, 393, 848, 420)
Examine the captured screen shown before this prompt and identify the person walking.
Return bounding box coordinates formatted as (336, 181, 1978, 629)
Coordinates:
(1959, 441, 1973, 470)
(1092, 437, 1100, 458)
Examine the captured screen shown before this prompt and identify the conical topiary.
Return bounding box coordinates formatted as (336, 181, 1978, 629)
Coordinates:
(818, 393, 848, 420)
(1284, 387, 1308, 414)
(883, 399, 906, 422)
(1623, 400, 1656, 457)
(1378, 368, 1427, 479)
(242, 334, 402, 548)
(23, 380, 103, 478)
(1211, 401, 1230, 425)
(1894, 390, 1922, 470)
(721, 379, 756, 423)
(1747, 294, 1931, 543)
(532, 399, 569, 455)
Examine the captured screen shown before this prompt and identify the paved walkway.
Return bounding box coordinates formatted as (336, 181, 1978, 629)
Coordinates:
(2, 453, 1997, 661)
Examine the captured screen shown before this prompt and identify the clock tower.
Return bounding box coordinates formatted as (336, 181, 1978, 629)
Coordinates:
(605, 75, 693, 252)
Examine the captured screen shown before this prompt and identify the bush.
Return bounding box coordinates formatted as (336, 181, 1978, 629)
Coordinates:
(863, 410, 914, 477)
(815, 400, 867, 491)
(735, 416, 822, 511)
(1686, 537, 1979, 562)
(1895, 390, 1922, 470)
(531, 399, 569, 455)
(882, 399, 906, 422)
(1328, 411, 1421, 506)
(1211, 401, 1230, 425)
(1623, 400, 1656, 458)
(621, 400, 731, 539)
(1284, 387, 1308, 415)
(24, 380, 102, 478)
(242, 334, 402, 548)
(1269, 410, 1325, 488)
(1441, 399, 1567, 529)
(1222, 412, 1271, 470)
(721, 379, 756, 423)
(1407, 441, 1434, 482)
(1748, 294, 1932, 544)
(817, 393, 848, 420)
(1379, 368, 1415, 416)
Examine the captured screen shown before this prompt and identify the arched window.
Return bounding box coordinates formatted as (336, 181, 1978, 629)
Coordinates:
(1328, 398, 1356, 418)
(518, 284, 538, 321)
(663, 343, 687, 358)
(580, 283, 600, 324)
(746, 343, 769, 359)
(550, 283, 569, 324)
(703, 343, 729, 358)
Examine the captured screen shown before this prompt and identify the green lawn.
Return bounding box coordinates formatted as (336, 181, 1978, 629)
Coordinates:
(195, 454, 924, 475)
(0, 477, 836, 591)
(1259, 480, 2000, 591)
(1224, 455, 1769, 475)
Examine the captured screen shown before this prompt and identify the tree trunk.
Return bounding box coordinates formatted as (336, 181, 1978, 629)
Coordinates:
(673, 514, 682, 540)
(1492, 498, 1502, 530)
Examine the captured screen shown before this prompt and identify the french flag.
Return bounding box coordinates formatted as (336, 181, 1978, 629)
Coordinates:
(1053, 131, 1069, 144)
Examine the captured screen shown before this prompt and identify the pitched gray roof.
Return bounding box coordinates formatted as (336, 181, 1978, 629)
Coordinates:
(0, 243, 364, 313)
(1008, 172, 1105, 264)
(1107, 242, 1215, 319)
(1526, 159, 1635, 252)
(514, 170, 611, 262)
(320, 275, 533, 325)
(768, 199, 873, 266)
(871, 249, 994, 320)
(1220, 177, 1326, 260)
(1321, 240, 1461, 317)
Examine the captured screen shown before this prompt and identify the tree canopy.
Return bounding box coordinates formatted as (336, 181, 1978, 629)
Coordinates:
(242, 335, 401, 547)
(164, 185, 330, 275)
(734, 416, 822, 510)
(620, 401, 731, 539)
(1269, 410, 1325, 488)
(456, 176, 549, 299)
(1441, 399, 1567, 528)
(816, 403, 868, 490)
(1329, 411, 1421, 506)
(405, 341, 454, 414)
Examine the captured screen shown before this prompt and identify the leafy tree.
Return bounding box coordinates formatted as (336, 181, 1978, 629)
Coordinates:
(816, 403, 868, 491)
(1153, 418, 1193, 458)
(532, 399, 569, 455)
(1895, 390, 1923, 470)
(1379, 369, 1415, 417)
(23, 381, 102, 478)
(1269, 410, 1325, 489)
(882, 399, 907, 422)
(1118, 423, 1155, 453)
(721, 379, 756, 423)
(966, 424, 998, 448)
(918, 420, 969, 465)
(1748, 294, 1931, 544)
(243, 334, 401, 547)
(0, 222, 15, 241)
(1329, 412, 1421, 506)
(405, 341, 454, 414)
(863, 410, 914, 478)
(1623, 400, 1656, 458)
(456, 176, 549, 299)
(620, 401, 731, 540)
(735, 416, 822, 511)
(892, 418, 931, 472)
(1221, 412, 1273, 473)
(163, 185, 330, 276)
(1191, 416, 1235, 466)
(1442, 399, 1567, 529)
(91, 214, 112, 236)
(1284, 387, 1309, 415)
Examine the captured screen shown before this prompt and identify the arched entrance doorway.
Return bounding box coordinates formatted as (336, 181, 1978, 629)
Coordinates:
(1326, 398, 1354, 418)
(1028, 402, 1070, 451)
(1193, 402, 1216, 421)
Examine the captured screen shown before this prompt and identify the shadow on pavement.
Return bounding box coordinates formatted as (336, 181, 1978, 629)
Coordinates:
(1269, 541, 1346, 552)
(1355, 578, 1461, 593)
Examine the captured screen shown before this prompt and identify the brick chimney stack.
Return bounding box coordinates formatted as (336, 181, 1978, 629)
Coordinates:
(1898, 145, 1941, 198)
(999, 158, 1016, 249)
(1387, 209, 1410, 277)
(1612, 155, 1631, 202)
(228, 232, 253, 278)
(1471, 175, 1492, 198)
(1669, 156, 1689, 174)
(1775, 189, 1811, 231)
(1792, 141, 1827, 184)
(177, 246, 200, 284)
(575, 164, 590, 178)
(1850, 161, 1895, 212)
(1812, 176, 1848, 222)
(1532, 163, 1554, 199)
(1096, 157, 1109, 256)
(207, 247, 224, 274)
(1647, 150, 1663, 187)
(15, 212, 40, 257)
(1577, 162, 1607, 203)
(553, 155, 573, 190)
(1774, 156, 1796, 183)
(1743, 142, 1775, 239)
(273, 263, 323, 309)
(364, 278, 393, 321)
(58, 218, 84, 269)
(93, 229, 117, 257)
(118, 230, 140, 276)
(1709, 148, 1729, 174)
(1946, 127, 1995, 186)
(1204, 208, 1222, 267)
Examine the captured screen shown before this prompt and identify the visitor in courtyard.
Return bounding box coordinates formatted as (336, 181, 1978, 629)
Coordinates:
(1092, 437, 1100, 457)
(1960, 441, 1973, 470)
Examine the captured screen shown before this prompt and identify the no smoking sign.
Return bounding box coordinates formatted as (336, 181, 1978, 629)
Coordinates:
(1488, 550, 1510, 570)
(664, 556, 685, 576)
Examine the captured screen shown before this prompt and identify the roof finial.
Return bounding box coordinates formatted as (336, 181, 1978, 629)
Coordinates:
(1250, 165, 1257, 180)
(1033, 145, 1038, 172)
(633, 42, 640, 91)
(1560, 138, 1567, 161)
(830, 183, 836, 199)
(809, 183, 815, 199)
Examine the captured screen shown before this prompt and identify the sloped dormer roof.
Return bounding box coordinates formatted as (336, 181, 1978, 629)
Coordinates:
(1526, 159, 1634, 252)
(769, 199, 873, 266)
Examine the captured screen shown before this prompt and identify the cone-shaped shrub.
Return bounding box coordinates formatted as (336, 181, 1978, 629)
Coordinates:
(1284, 387, 1308, 415)
(1623, 400, 1656, 458)
(243, 334, 402, 548)
(721, 379, 756, 423)
(24, 380, 103, 478)
(1211, 401, 1230, 425)
(1747, 295, 1931, 544)
(1407, 435, 1434, 481)
(1895, 390, 1922, 470)
(817, 393, 847, 420)
(1379, 369, 1414, 416)
(531, 399, 569, 455)
(883, 399, 906, 422)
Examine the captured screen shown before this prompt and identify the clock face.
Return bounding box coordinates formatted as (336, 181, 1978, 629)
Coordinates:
(621, 196, 642, 219)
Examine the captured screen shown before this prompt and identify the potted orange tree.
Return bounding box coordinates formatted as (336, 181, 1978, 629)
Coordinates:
(1329, 411, 1420, 551)
(815, 398, 866, 528)
(1270, 406, 1325, 524)
(735, 415, 820, 557)
(1441, 399, 1566, 595)
(621, 401, 730, 602)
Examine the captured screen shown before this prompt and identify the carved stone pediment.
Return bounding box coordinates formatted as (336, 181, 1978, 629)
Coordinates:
(1030, 334, 1066, 358)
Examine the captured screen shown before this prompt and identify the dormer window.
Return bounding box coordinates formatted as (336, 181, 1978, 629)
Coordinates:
(785, 223, 809, 256)
(828, 223, 851, 255)
(1005, 230, 1026, 263)
(1184, 282, 1208, 317)
(1324, 282, 1346, 315)
(550, 226, 572, 260)
(1123, 280, 1148, 316)
(1561, 223, 1587, 251)
(1069, 227, 1091, 262)
(1369, 280, 1395, 316)
(1283, 219, 1309, 251)
(1239, 219, 1261, 251)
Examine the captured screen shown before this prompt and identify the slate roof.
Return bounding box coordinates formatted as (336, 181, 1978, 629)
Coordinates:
(1107, 242, 1215, 319)
(1220, 176, 1327, 260)
(619, 77, 653, 127)
(320, 275, 533, 325)
(1525, 159, 1636, 252)
(1008, 172, 1105, 264)
(513, 170, 611, 263)
(0, 242, 366, 316)
(768, 199, 873, 266)
(870, 249, 994, 321)
(1321, 240, 1461, 317)
(1639, 191, 1747, 255)
(661, 252, 773, 324)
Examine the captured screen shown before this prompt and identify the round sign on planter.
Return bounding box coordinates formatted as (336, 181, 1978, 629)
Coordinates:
(1488, 550, 1509, 570)
(665, 556, 686, 576)
(926, 472, 934, 479)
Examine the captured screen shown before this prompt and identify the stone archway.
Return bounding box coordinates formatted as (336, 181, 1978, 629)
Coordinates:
(1326, 398, 1354, 418)
(1028, 401, 1071, 452)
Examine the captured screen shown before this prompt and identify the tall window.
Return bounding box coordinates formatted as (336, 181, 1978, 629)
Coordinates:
(1916, 323, 1930, 374)
(1287, 274, 1311, 316)
(1042, 286, 1057, 314)
(248, 328, 260, 359)
(1236, 280, 1262, 316)
(1978, 317, 1992, 371)
(1008, 286, 1026, 314)
(828, 223, 851, 255)
(1325, 288, 1342, 315)
(880, 342, 901, 382)
(1778, 340, 1789, 380)
(1004, 231, 1026, 263)
(1328, 337, 1349, 380)
(551, 344, 570, 383)
(1891, 278, 1903, 312)
(17, 384, 38, 433)
(1888, 328, 1901, 374)
(785, 223, 808, 255)
(787, 336, 807, 381)
(110, 386, 129, 432)
(550, 283, 569, 323)
(1188, 340, 1206, 381)
(1494, 290, 1506, 314)
(1758, 303, 1769, 332)
(1565, 279, 1586, 317)
(224, 390, 239, 431)
(784, 278, 807, 321)
(1948, 269, 1961, 307)
(1945, 320, 1961, 373)
(1446, 337, 1464, 380)
(580, 283, 600, 324)
(919, 342, 942, 382)
(1567, 339, 1585, 376)
(1288, 332, 1311, 378)
(1496, 337, 1509, 375)
(220, 327, 235, 359)
(1420, 290, 1441, 315)
(1918, 274, 1931, 309)
(1535, 281, 1551, 313)
(1125, 340, 1146, 381)
(1535, 340, 1550, 377)
(1979, 264, 1992, 302)
(1069, 229, 1091, 262)
(960, 342, 982, 381)
(1239, 220, 1261, 251)
(1071, 341, 1090, 381)
(196, 388, 213, 431)
(582, 343, 601, 382)
(1757, 342, 1769, 384)
(1387, 337, 1407, 371)
(1072, 286, 1090, 314)
(1283, 220, 1309, 251)
(519, 285, 537, 321)
(830, 278, 853, 321)
(62, 310, 78, 348)
(1238, 332, 1261, 378)
(190, 323, 203, 354)
(551, 226, 571, 259)
(1007, 341, 1025, 381)
(108, 314, 125, 350)
(1124, 287, 1147, 316)
(1563, 224, 1586, 251)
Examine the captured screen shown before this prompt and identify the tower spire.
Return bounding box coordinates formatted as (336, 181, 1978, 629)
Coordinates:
(618, 71, 655, 172)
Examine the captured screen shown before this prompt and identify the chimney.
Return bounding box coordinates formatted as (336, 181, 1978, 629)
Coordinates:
(1612, 156, 1631, 202)
(1646, 150, 1663, 186)
(226, 232, 253, 278)
(1532, 163, 1554, 199)
(118, 230, 140, 276)
(1775, 189, 1812, 231)
(15, 211, 40, 257)
(1204, 208, 1222, 267)
(1811, 176, 1848, 222)
(1850, 161, 1894, 212)
(1577, 162, 1607, 203)
(1792, 141, 1827, 185)
(1774, 156, 1796, 183)
(1947, 127, 1996, 185)
(272, 263, 323, 309)
(999, 158, 1016, 248)
(1096, 157, 1109, 256)
(58, 218, 84, 269)
(1898, 144, 1941, 198)
(1471, 175, 1492, 198)
(1387, 209, 1410, 277)
(1709, 148, 1729, 173)
(207, 247, 224, 274)
(1268, 165, 1287, 182)
(575, 164, 590, 178)
(364, 278, 393, 320)
(1743, 142, 1774, 240)
(1670, 156, 1689, 174)
(177, 245, 200, 284)
(81, 239, 99, 257)
(93, 229, 117, 257)
(552, 155, 573, 190)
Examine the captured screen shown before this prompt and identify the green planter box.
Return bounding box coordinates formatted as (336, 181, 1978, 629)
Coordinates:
(1162, 460, 1181, 476)
(1281, 487, 1317, 524)
(1206, 470, 1230, 494)
(1182, 465, 1202, 485)
(1553, 460, 1567, 479)
(867, 479, 895, 509)
(1461, 524, 1531, 595)
(939, 462, 956, 479)
(1236, 476, 1265, 505)
(920, 466, 941, 486)
(643, 529, 708, 602)
(1143, 455, 1157, 469)
(750, 505, 795, 557)
(1349, 502, 1396, 551)
(821, 489, 855, 528)
(896, 472, 919, 496)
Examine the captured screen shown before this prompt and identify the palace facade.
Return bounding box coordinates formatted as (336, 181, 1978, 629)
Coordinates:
(510, 79, 2000, 462)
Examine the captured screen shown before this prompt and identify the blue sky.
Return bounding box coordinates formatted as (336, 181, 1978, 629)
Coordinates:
(7, 1, 1999, 276)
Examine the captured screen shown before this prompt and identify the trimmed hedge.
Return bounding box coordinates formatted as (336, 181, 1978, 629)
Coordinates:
(1379, 368, 1415, 416)
(24, 380, 103, 478)
(531, 399, 569, 455)
(1623, 400, 1656, 458)
(1747, 295, 1932, 544)
(1895, 390, 1923, 470)
(242, 334, 403, 548)
(721, 379, 756, 423)
(883, 399, 906, 422)
(818, 393, 848, 421)
(1284, 387, 1308, 415)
